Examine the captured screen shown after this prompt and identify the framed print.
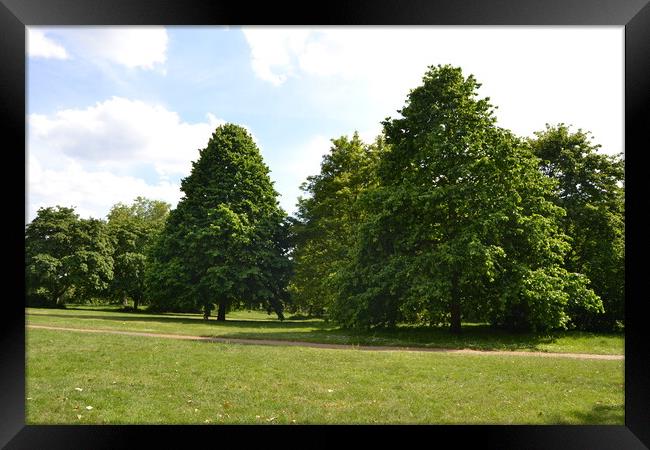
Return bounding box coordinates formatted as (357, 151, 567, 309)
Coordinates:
(2, 0, 648, 448)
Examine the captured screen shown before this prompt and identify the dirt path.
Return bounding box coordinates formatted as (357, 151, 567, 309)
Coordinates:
(27, 324, 624, 360)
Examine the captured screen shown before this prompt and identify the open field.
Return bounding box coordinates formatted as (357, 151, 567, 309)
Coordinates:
(26, 327, 624, 424)
(26, 305, 624, 355)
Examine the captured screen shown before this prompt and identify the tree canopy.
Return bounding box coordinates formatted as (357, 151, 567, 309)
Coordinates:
(107, 197, 171, 310)
(530, 124, 624, 330)
(147, 124, 291, 320)
(329, 65, 602, 332)
(25, 206, 114, 306)
(290, 132, 384, 317)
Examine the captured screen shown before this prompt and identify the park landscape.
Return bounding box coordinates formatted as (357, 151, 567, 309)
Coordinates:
(25, 29, 624, 425)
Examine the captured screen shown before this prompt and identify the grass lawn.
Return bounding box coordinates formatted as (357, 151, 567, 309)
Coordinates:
(26, 305, 624, 355)
(26, 327, 624, 424)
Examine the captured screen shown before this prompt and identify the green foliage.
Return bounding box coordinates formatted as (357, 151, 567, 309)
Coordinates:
(331, 65, 602, 332)
(25, 206, 114, 306)
(146, 124, 291, 320)
(290, 132, 383, 317)
(530, 124, 624, 331)
(107, 196, 170, 226)
(106, 197, 170, 309)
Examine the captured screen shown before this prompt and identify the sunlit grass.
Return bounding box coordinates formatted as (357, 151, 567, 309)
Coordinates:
(26, 328, 624, 425)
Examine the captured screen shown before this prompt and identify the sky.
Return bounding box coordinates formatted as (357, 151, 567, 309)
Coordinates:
(26, 26, 624, 222)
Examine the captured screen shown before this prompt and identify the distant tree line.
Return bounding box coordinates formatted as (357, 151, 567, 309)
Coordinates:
(25, 65, 624, 332)
(26, 197, 171, 310)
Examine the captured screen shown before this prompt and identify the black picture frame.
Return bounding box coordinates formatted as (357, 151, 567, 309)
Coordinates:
(2, 0, 648, 448)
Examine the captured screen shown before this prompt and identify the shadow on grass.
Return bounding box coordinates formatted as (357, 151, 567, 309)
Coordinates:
(27, 309, 619, 352)
(203, 326, 561, 351)
(546, 403, 624, 425)
(26, 312, 327, 330)
(61, 305, 322, 322)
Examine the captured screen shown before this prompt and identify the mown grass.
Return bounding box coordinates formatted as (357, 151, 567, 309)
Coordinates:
(26, 328, 624, 425)
(26, 305, 624, 355)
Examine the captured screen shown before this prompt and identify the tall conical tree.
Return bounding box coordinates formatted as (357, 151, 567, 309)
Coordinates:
(147, 124, 291, 321)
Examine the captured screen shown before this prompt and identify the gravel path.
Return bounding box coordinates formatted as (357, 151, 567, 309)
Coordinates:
(27, 324, 624, 360)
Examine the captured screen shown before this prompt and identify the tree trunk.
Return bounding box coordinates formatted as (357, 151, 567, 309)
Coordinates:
(133, 296, 139, 311)
(54, 286, 68, 306)
(203, 303, 211, 320)
(123, 293, 129, 308)
(450, 271, 462, 334)
(447, 197, 462, 334)
(217, 300, 227, 321)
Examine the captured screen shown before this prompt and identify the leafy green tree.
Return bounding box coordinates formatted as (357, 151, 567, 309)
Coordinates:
(147, 124, 290, 320)
(530, 124, 624, 330)
(108, 196, 170, 227)
(332, 65, 602, 333)
(25, 206, 114, 306)
(107, 197, 171, 310)
(290, 132, 383, 317)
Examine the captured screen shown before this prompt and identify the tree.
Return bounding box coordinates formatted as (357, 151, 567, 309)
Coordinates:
(107, 196, 170, 227)
(106, 197, 171, 310)
(290, 132, 383, 317)
(331, 65, 602, 333)
(25, 206, 114, 306)
(530, 124, 624, 330)
(147, 124, 290, 321)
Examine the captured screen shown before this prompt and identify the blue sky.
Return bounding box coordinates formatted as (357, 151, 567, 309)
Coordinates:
(27, 26, 623, 222)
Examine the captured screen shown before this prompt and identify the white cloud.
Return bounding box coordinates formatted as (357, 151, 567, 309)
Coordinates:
(27, 29, 69, 59)
(242, 28, 311, 86)
(267, 135, 332, 214)
(242, 27, 623, 155)
(77, 27, 168, 69)
(28, 97, 226, 221)
(28, 156, 182, 222)
(29, 97, 224, 177)
(282, 134, 331, 179)
(29, 27, 168, 70)
(358, 126, 384, 146)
